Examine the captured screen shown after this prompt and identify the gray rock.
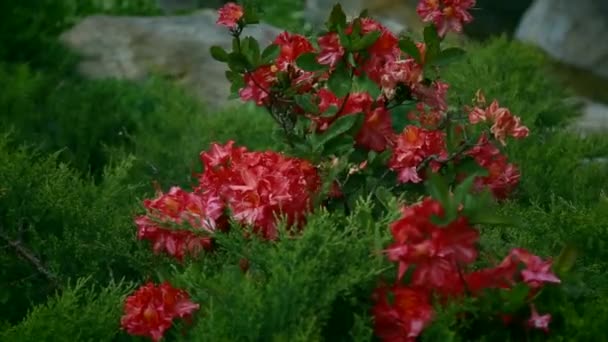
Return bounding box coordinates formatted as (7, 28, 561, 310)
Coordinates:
(60, 10, 282, 109)
(516, 0, 608, 79)
(571, 98, 608, 134)
(304, 0, 413, 34)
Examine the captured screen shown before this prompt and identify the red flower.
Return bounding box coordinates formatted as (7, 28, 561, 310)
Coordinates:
(216, 2, 244, 29)
(121, 282, 199, 342)
(388, 126, 447, 183)
(413, 80, 449, 112)
(317, 33, 344, 67)
(380, 58, 423, 100)
(417, 0, 476, 37)
(197, 142, 320, 240)
(274, 32, 315, 71)
(239, 66, 276, 106)
(135, 187, 223, 261)
(408, 103, 444, 129)
(466, 135, 521, 199)
(357, 105, 394, 152)
(385, 198, 479, 294)
(527, 304, 552, 333)
(502, 248, 561, 288)
(468, 97, 529, 145)
(373, 285, 434, 341)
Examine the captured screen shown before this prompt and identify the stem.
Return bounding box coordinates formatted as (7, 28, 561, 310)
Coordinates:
(416, 138, 478, 173)
(0, 226, 61, 288)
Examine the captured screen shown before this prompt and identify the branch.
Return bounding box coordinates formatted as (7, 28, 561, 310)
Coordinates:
(416, 139, 478, 173)
(0, 225, 61, 288)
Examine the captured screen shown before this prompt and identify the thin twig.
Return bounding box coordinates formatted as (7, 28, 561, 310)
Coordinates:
(0, 226, 61, 288)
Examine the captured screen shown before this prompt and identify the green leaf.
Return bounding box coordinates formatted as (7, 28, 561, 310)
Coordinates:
(261, 44, 280, 64)
(398, 37, 421, 63)
(453, 173, 477, 205)
(554, 245, 578, 276)
(294, 94, 319, 114)
(353, 30, 381, 51)
(326, 4, 347, 31)
(241, 36, 261, 67)
(227, 52, 251, 73)
(434, 47, 466, 66)
(501, 283, 530, 313)
(296, 52, 327, 71)
(316, 113, 362, 147)
(338, 27, 352, 51)
(389, 102, 416, 132)
(321, 104, 340, 118)
(467, 210, 516, 226)
(423, 25, 441, 64)
(356, 75, 382, 99)
(375, 186, 393, 211)
(327, 62, 352, 97)
(210, 45, 229, 62)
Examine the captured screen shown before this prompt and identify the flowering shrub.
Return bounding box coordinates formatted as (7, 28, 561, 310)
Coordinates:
(119, 1, 574, 340)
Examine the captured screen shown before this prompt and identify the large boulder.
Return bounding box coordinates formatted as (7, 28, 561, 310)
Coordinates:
(516, 0, 608, 80)
(60, 10, 282, 109)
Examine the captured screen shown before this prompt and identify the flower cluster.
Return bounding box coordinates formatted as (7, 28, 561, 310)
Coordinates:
(222, 1, 528, 200)
(196, 141, 321, 240)
(120, 2, 565, 341)
(216, 2, 244, 29)
(468, 91, 529, 145)
(417, 0, 476, 37)
(135, 141, 320, 259)
(121, 282, 199, 342)
(373, 198, 561, 340)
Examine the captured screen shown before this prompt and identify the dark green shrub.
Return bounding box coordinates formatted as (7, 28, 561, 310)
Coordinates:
(0, 277, 133, 342)
(444, 37, 608, 206)
(171, 198, 395, 341)
(444, 37, 578, 129)
(0, 63, 275, 186)
(0, 135, 153, 324)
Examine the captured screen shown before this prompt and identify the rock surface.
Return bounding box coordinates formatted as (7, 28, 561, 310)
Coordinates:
(60, 10, 282, 109)
(516, 0, 608, 80)
(304, 0, 418, 34)
(572, 98, 608, 134)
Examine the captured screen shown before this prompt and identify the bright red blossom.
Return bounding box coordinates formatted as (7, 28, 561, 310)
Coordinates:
(373, 286, 434, 342)
(467, 135, 521, 199)
(385, 198, 479, 293)
(216, 2, 244, 29)
(389, 126, 447, 183)
(121, 282, 199, 342)
(417, 0, 476, 37)
(274, 32, 315, 71)
(239, 66, 276, 106)
(135, 187, 222, 261)
(197, 142, 320, 240)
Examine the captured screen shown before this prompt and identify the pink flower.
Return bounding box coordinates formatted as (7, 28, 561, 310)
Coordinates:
(467, 96, 529, 145)
(417, 0, 476, 37)
(216, 2, 244, 29)
(317, 33, 344, 67)
(527, 305, 552, 333)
